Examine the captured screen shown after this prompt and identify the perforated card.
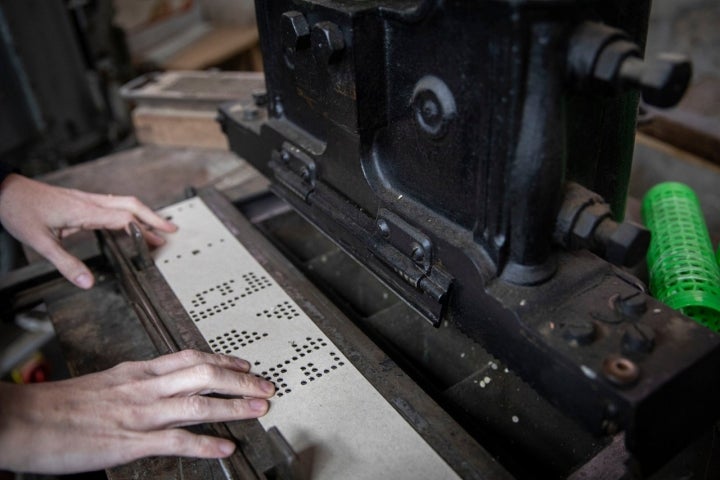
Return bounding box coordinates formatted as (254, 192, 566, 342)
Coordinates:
(153, 197, 459, 479)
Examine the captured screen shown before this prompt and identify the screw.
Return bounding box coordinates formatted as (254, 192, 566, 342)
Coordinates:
(311, 21, 345, 64)
(622, 323, 655, 354)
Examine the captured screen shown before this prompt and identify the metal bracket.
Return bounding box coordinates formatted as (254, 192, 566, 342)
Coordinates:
(262, 426, 307, 479)
(269, 142, 317, 202)
(372, 208, 453, 326)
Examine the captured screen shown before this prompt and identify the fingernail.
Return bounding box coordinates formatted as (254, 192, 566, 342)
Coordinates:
(75, 273, 93, 289)
(261, 380, 275, 394)
(218, 441, 235, 456)
(250, 398, 268, 413)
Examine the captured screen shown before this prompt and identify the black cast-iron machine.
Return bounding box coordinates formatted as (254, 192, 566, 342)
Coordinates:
(218, 0, 719, 475)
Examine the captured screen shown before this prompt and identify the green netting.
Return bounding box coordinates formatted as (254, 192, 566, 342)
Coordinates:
(642, 182, 720, 332)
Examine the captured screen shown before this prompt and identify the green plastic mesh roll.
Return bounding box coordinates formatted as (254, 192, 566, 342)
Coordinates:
(642, 182, 720, 332)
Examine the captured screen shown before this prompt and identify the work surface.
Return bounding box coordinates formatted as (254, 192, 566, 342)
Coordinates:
(41, 145, 258, 479)
(37, 145, 500, 479)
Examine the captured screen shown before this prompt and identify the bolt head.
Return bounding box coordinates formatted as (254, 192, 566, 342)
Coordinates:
(311, 21, 345, 64)
(281, 11, 310, 52)
(605, 221, 650, 267)
(639, 53, 692, 108)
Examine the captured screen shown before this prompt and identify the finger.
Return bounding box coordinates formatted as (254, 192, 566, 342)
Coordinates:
(141, 350, 252, 377)
(81, 192, 177, 233)
(122, 222, 166, 248)
(32, 233, 94, 289)
(131, 429, 236, 460)
(72, 204, 166, 247)
(147, 363, 275, 398)
(129, 396, 269, 430)
(142, 227, 166, 247)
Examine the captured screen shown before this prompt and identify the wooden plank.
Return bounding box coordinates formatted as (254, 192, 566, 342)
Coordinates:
(133, 106, 228, 149)
(162, 26, 259, 70)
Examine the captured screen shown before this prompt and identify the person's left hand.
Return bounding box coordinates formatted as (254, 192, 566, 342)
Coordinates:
(0, 174, 177, 289)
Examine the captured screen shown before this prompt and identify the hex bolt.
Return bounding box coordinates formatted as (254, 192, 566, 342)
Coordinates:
(602, 355, 640, 387)
(563, 320, 596, 345)
(622, 323, 655, 354)
(311, 21, 345, 64)
(595, 219, 650, 267)
(281, 11, 310, 52)
(569, 22, 691, 108)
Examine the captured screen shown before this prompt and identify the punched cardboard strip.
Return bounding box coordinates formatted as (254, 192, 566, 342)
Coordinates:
(153, 197, 459, 480)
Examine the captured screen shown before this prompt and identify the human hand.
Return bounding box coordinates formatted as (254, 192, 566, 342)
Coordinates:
(0, 350, 275, 474)
(0, 174, 177, 289)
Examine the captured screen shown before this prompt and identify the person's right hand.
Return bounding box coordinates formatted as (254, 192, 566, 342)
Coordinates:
(0, 350, 275, 474)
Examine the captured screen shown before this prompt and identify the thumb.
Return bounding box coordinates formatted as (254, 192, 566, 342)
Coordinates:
(33, 235, 95, 289)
